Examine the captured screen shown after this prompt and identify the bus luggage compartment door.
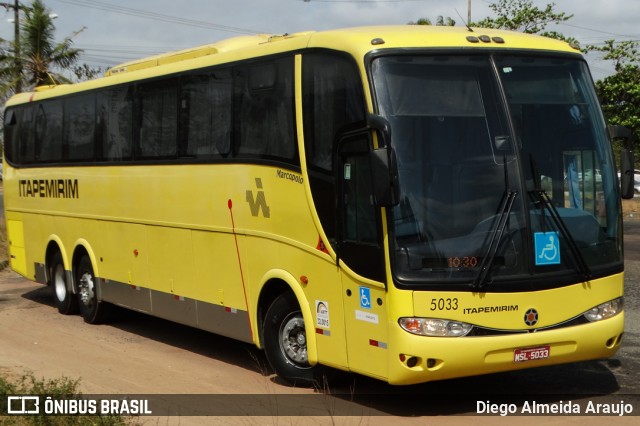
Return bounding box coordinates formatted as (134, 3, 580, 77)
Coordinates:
(7, 219, 28, 276)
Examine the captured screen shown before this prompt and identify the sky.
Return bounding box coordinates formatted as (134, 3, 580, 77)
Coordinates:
(1, 0, 639, 81)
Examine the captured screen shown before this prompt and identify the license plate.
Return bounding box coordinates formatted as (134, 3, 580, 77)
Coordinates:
(514, 345, 550, 363)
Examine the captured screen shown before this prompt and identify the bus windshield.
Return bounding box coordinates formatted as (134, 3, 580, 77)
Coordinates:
(371, 54, 622, 290)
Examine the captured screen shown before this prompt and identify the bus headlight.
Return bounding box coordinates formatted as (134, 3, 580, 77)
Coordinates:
(583, 297, 623, 322)
(399, 317, 473, 337)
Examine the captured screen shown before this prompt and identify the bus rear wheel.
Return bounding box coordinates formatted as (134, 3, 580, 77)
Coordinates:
(76, 255, 110, 324)
(263, 292, 320, 387)
(50, 252, 78, 315)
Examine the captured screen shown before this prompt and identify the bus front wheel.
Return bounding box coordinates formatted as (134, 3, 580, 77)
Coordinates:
(76, 255, 110, 324)
(263, 292, 319, 386)
(50, 252, 78, 315)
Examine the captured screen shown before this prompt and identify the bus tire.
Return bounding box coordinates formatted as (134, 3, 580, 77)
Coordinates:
(76, 255, 110, 324)
(263, 292, 321, 387)
(50, 251, 78, 315)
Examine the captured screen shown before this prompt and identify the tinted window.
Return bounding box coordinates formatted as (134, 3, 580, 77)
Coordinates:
(235, 57, 296, 161)
(66, 94, 96, 161)
(180, 70, 232, 159)
(302, 52, 366, 244)
(100, 87, 133, 161)
(19, 106, 36, 164)
(303, 53, 365, 172)
(35, 100, 63, 162)
(7, 54, 301, 167)
(3, 108, 21, 164)
(138, 80, 178, 159)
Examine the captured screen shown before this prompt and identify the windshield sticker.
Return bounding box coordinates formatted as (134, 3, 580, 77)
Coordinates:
(535, 232, 560, 265)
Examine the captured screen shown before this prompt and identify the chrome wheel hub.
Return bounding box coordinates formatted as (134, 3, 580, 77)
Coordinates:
(279, 313, 309, 366)
(78, 272, 95, 306)
(54, 265, 66, 301)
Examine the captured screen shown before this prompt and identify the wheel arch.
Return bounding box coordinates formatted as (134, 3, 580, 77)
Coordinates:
(255, 269, 318, 366)
(44, 236, 69, 285)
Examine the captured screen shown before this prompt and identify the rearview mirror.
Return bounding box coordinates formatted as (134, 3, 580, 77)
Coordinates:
(609, 125, 635, 199)
(370, 147, 400, 207)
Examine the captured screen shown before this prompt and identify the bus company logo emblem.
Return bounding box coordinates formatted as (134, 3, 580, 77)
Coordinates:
(246, 178, 270, 218)
(524, 308, 539, 326)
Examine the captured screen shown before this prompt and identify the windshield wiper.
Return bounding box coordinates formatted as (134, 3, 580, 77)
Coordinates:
(527, 154, 591, 281)
(528, 189, 592, 282)
(472, 189, 517, 290)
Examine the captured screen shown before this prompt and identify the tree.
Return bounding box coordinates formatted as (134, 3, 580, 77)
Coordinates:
(474, 0, 571, 33)
(0, 0, 84, 94)
(588, 40, 640, 159)
(408, 16, 455, 26)
(473, 0, 579, 47)
(21, 0, 83, 87)
(72, 63, 103, 81)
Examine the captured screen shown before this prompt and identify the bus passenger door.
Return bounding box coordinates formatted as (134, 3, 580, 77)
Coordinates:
(337, 132, 389, 381)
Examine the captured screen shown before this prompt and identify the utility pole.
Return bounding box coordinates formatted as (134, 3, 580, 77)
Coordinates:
(13, 0, 20, 93)
(468, 0, 472, 24)
(1, 0, 22, 93)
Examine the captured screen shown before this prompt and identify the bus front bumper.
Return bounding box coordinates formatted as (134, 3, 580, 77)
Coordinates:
(386, 312, 624, 385)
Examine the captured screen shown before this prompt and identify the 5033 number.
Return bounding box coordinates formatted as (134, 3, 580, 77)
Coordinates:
(430, 298, 459, 311)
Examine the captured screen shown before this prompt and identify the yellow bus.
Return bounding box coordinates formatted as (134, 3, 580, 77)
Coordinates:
(3, 26, 633, 386)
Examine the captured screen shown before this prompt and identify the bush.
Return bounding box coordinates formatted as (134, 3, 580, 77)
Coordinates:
(0, 372, 135, 425)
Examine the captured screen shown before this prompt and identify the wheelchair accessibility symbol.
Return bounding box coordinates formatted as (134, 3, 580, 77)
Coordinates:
(535, 231, 561, 265)
(359, 287, 371, 309)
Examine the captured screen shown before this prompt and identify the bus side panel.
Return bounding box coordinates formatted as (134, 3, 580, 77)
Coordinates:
(87, 221, 151, 312)
(11, 212, 57, 283)
(99, 221, 149, 287)
(341, 272, 389, 381)
(243, 234, 350, 370)
(191, 231, 246, 308)
(146, 226, 194, 297)
(233, 166, 352, 369)
(192, 230, 254, 343)
(6, 216, 28, 277)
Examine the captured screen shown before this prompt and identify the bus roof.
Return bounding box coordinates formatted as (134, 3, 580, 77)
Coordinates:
(106, 25, 577, 76)
(5, 25, 579, 105)
(308, 25, 578, 55)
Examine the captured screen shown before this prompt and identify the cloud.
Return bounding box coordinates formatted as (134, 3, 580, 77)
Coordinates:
(1, 0, 636, 79)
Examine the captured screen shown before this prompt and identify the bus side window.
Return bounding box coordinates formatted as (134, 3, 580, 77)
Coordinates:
(180, 69, 232, 159)
(337, 132, 385, 282)
(18, 106, 35, 164)
(65, 94, 97, 161)
(138, 79, 179, 159)
(4, 108, 19, 164)
(341, 139, 378, 244)
(100, 87, 134, 161)
(302, 51, 366, 245)
(234, 56, 296, 162)
(35, 100, 63, 163)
